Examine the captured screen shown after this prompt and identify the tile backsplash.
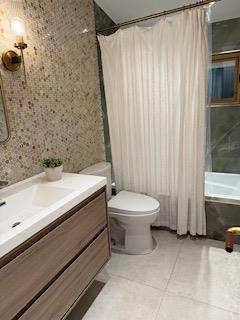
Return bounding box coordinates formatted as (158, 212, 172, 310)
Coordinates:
(0, 0, 105, 184)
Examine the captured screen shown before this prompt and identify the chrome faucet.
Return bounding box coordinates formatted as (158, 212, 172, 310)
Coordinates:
(0, 180, 8, 206)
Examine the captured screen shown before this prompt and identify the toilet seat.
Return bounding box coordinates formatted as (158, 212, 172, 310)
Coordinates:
(108, 190, 160, 215)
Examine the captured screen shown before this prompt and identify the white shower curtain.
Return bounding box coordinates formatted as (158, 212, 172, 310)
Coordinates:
(98, 8, 208, 235)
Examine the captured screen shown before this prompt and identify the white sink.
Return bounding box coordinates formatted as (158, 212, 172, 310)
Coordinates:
(0, 185, 74, 234)
(0, 172, 106, 258)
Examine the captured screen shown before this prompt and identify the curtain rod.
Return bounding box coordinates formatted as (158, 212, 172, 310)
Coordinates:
(212, 49, 240, 56)
(96, 0, 221, 33)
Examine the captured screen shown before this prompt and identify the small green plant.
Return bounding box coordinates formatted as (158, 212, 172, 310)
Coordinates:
(40, 157, 63, 168)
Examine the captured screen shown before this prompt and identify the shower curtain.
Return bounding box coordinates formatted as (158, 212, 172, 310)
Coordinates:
(98, 8, 208, 235)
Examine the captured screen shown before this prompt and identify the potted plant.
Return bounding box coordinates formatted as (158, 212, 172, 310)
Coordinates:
(41, 157, 63, 181)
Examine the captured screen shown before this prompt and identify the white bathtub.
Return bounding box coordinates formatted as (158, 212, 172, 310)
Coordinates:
(205, 172, 240, 202)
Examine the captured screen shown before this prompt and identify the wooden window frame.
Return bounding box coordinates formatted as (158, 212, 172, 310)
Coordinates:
(211, 52, 240, 106)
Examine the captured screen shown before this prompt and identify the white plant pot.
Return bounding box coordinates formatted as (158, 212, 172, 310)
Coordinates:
(44, 165, 63, 182)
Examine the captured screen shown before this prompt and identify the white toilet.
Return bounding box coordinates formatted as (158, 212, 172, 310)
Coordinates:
(80, 162, 160, 255)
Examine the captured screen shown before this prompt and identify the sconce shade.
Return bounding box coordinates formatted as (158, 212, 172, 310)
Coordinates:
(2, 17, 27, 82)
(11, 17, 25, 36)
(11, 17, 27, 50)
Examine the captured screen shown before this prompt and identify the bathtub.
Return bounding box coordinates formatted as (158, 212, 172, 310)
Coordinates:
(205, 171, 240, 203)
(205, 171, 240, 242)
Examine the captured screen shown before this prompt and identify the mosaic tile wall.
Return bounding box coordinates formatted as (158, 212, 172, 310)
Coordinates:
(0, 0, 105, 185)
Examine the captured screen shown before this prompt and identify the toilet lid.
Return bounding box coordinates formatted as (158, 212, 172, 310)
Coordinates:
(108, 191, 160, 215)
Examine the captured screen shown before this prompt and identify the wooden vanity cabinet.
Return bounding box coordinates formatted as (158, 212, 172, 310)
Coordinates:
(0, 187, 110, 320)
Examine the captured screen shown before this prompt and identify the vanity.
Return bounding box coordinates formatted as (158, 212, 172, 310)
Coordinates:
(0, 173, 110, 320)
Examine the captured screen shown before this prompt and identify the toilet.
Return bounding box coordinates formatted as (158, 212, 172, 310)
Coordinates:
(80, 162, 160, 255)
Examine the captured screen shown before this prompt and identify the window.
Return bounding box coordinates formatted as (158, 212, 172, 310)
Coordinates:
(211, 52, 240, 105)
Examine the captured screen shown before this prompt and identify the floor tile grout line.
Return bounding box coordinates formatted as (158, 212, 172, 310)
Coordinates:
(165, 289, 240, 315)
(94, 232, 240, 319)
(104, 273, 167, 320)
(153, 290, 166, 320)
(151, 238, 186, 319)
(162, 236, 185, 293)
(163, 237, 240, 316)
(105, 234, 185, 293)
(106, 272, 165, 292)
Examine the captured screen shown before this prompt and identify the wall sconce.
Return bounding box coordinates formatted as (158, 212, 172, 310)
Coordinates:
(2, 17, 28, 82)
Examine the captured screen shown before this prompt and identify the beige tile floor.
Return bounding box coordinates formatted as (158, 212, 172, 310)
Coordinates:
(83, 230, 240, 320)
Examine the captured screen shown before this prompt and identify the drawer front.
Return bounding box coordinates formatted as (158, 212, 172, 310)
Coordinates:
(20, 229, 110, 320)
(0, 191, 107, 320)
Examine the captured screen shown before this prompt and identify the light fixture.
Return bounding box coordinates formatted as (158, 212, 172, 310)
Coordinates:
(2, 17, 28, 82)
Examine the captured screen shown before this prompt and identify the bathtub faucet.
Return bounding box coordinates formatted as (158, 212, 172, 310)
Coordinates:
(0, 180, 8, 206)
(225, 227, 240, 253)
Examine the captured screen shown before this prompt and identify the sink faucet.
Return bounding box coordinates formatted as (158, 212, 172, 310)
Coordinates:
(0, 180, 8, 206)
(225, 227, 240, 252)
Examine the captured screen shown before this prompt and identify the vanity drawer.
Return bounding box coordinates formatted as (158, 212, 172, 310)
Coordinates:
(0, 191, 107, 320)
(20, 229, 109, 320)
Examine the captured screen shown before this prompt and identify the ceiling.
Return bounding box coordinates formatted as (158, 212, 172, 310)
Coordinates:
(95, 0, 240, 25)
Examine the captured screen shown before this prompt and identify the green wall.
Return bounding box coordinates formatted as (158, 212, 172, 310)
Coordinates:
(94, 3, 118, 164)
(210, 17, 240, 173)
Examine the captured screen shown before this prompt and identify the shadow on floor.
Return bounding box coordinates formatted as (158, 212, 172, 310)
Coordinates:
(66, 281, 105, 320)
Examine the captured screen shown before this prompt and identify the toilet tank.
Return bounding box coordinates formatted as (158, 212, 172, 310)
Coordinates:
(80, 162, 112, 199)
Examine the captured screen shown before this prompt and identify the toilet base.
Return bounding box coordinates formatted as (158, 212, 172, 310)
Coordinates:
(125, 225, 154, 254)
(110, 217, 155, 255)
(111, 239, 155, 255)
